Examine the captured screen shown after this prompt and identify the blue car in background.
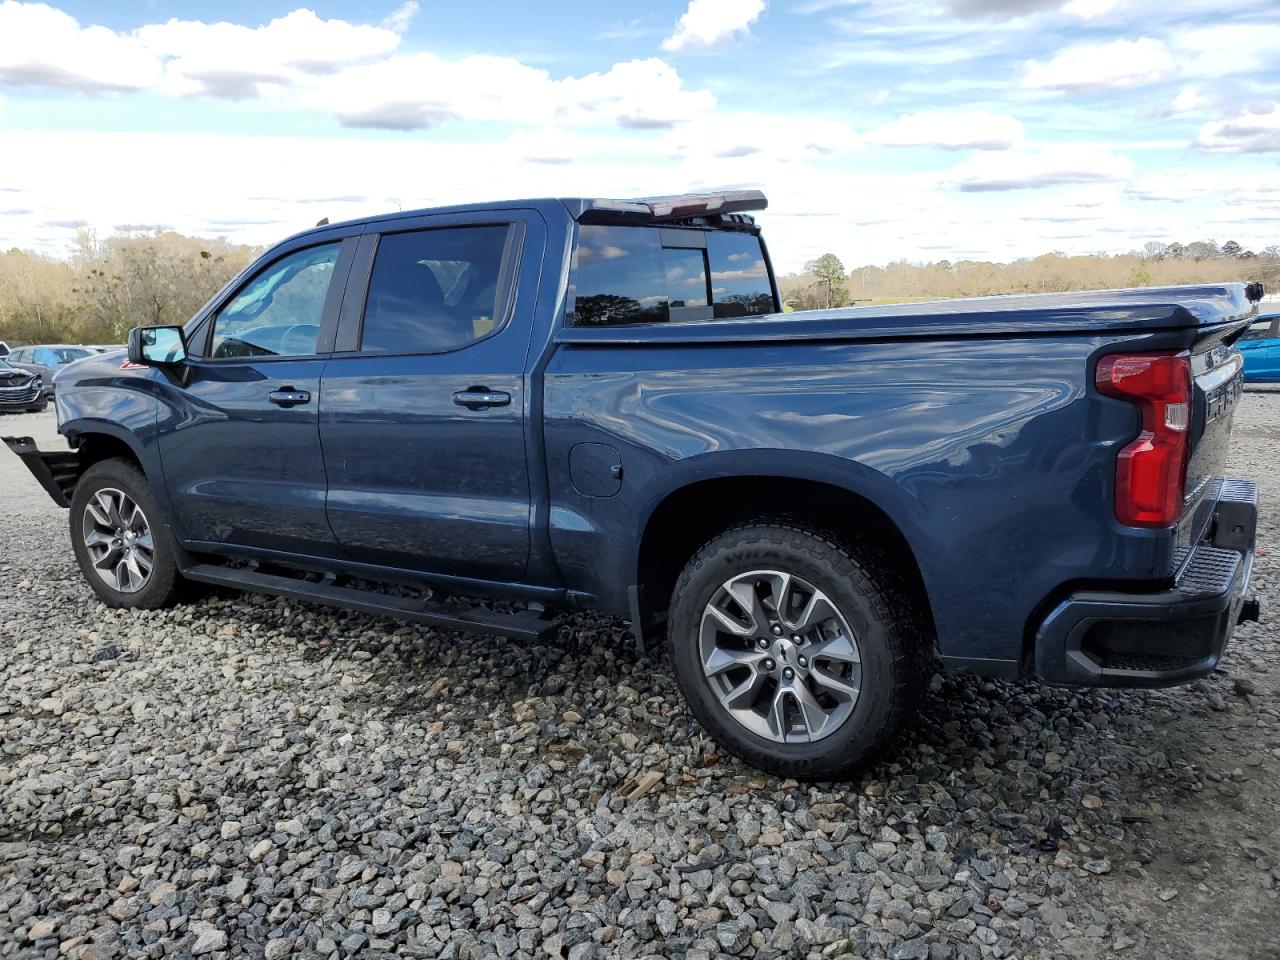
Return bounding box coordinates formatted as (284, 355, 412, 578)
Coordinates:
(1240, 313, 1280, 382)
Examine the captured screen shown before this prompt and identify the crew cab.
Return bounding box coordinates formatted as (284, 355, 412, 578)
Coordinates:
(4, 191, 1262, 778)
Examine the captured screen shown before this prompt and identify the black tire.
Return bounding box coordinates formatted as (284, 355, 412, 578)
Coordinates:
(667, 522, 928, 780)
(69, 458, 187, 609)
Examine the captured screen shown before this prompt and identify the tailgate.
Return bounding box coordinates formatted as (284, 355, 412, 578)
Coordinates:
(1177, 335, 1246, 554)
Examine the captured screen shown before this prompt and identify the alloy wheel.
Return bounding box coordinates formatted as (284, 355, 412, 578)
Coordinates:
(699, 569, 861, 743)
(81, 487, 154, 594)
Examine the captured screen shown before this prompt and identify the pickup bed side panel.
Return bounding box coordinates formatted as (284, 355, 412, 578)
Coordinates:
(543, 334, 1177, 668)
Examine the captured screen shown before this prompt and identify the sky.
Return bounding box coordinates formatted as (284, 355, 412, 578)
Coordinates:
(0, 0, 1277, 271)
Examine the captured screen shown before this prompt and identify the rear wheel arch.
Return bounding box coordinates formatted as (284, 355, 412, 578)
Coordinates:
(635, 474, 936, 648)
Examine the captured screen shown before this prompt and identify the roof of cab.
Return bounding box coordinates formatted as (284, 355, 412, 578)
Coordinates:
(275, 190, 768, 246)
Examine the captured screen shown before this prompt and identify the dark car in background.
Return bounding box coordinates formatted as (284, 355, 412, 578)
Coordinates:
(0, 358, 47, 413)
(5, 344, 96, 397)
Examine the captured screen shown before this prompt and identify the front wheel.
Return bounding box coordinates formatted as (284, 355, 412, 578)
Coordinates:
(668, 522, 927, 780)
(69, 458, 186, 609)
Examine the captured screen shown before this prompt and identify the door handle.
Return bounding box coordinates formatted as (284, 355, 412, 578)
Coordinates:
(268, 388, 311, 407)
(452, 388, 511, 409)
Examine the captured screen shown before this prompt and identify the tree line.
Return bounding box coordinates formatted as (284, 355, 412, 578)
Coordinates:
(0, 230, 259, 346)
(2, 229, 1278, 345)
(781, 240, 1280, 309)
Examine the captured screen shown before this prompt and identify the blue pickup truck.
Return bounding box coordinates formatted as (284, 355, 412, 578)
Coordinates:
(4, 191, 1262, 778)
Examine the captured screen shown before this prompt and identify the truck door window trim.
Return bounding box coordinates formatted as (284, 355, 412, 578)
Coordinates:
(339, 221, 525, 359)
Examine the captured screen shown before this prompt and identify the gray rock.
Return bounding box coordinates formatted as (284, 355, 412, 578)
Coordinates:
(190, 921, 228, 955)
(716, 919, 752, 954)
(891, 938, 932, 960)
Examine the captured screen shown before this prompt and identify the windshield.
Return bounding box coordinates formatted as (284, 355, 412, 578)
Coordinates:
(52, 347, 93, 364)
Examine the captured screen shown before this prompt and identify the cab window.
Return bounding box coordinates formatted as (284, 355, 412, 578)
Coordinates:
(569, 225, 775, 326)
(209, 243, 340, 360)
(359, 225, 513, 355)
(708, 232, 775, 319)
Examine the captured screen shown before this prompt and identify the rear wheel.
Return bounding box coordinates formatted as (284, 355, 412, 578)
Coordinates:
(69, 458, 186, 609)
(668, 522, 927, 779)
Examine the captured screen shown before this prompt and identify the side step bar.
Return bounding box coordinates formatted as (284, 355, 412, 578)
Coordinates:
(182, 563, 560, 641)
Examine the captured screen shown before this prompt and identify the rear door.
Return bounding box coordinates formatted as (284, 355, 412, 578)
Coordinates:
(319, 211, 544, 581)
(158, 236, 355, 557)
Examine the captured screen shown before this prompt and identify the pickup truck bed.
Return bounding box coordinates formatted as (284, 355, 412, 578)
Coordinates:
(4, 191, 1262, 778)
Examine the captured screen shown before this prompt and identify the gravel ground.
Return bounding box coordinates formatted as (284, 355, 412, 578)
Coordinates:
(1, 398, 1278, 960)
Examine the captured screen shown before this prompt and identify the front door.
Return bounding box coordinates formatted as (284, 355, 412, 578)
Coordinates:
(319, 218, 538, 581)
(159, 240, 349, 558)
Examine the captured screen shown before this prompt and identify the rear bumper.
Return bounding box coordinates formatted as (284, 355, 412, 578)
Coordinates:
(1034, 478, 1260, 688)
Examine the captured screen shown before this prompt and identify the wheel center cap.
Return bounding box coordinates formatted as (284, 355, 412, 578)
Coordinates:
(772, 638, 796, 664)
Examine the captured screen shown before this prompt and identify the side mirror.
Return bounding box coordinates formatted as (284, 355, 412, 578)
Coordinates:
(128, 326, 187, 365)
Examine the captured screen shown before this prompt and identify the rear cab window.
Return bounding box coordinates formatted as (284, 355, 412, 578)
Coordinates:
(359, 224, 514, 355)
(569, 225, 776, 327)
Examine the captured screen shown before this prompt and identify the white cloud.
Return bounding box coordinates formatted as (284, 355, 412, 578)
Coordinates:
(381, 1, 419, 34)
(1060, 0, 1125, 19)
(317, 56, 715, 131)
(868, 111, 1024, 150)
(0, 1, 159, 92)
(664, 111, 858, 161)
(1172, 23, 1280, 78)
(0, 2, 413, 99)
(662, 0, 765, 52)
(1196, 103, 1280, 154)
(5, 126, 1280, 271)
(138, 9, 409, 99)
(1167, 85, 1219, 116)
(1024, 37, 1177, 93)
(946, 0, 1058, 17)
(946, 147, 1135, 191)
(0, 3, 714, 133)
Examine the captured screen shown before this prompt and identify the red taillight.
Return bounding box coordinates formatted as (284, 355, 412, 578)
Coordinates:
(1095, 351, 1192, 527)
